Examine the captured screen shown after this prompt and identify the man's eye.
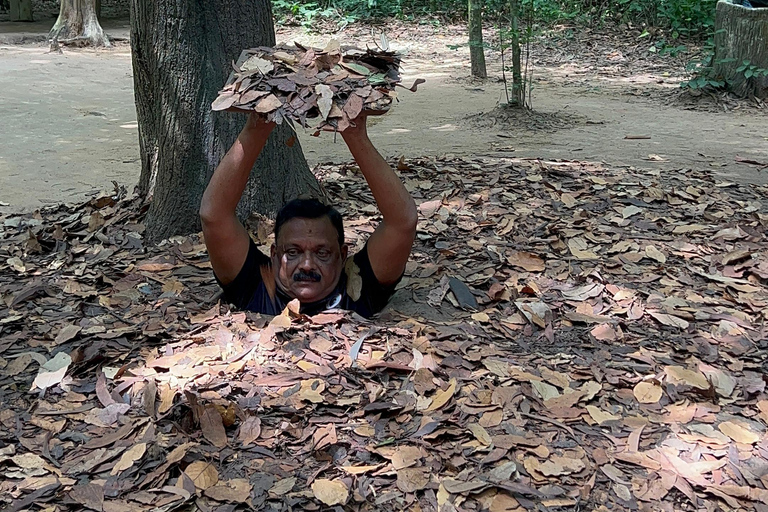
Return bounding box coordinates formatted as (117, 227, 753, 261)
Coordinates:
(317, 250, 330, 258)
(286, 249, 300, 257)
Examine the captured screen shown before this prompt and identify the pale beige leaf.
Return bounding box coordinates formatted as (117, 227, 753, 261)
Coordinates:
(468, 423, 492, 446)
(345, 258, 362, 301)
(718, 421, 760, 444)
(586, 405, 621, 424)
(340, 464, 382, 475)
(426, 378, 456, 412)
(185, 461, 219, 490)
(648, 311, 689, 329)
(531, 380, 560, 401)
(390, 445, 422, 470)
(396, 468, 431, 493)
(110, 443, 146, 476)
(312, 478, 349, 506)
(633, 381, 663, 404)
(665, 366, 710, 390)
(645, 245, 667, 263)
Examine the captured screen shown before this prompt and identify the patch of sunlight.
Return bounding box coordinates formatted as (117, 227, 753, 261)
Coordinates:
(120, 122, 139, 129)
(430, 124, 456, 132)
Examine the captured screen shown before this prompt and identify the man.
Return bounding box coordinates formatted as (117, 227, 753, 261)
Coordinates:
(199, 112, 417, 318)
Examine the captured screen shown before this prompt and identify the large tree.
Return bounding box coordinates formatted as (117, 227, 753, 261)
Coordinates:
(130, 0, 319, 243)
(49, 0, 109, 47)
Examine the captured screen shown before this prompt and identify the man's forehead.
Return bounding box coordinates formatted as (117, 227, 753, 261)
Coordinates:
(276, 216, 337, 243)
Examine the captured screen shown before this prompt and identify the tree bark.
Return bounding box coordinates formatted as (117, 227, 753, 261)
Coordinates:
(468, 0, 487, 78)
(130, 0, 319, 244)
(48, 0, 109, 47)
(508, 0, 524, 106)
(10, 0, 33, 21)
(713, 0, 768, 98)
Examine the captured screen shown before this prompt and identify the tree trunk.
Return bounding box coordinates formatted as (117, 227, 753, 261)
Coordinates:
(713, 0, 768, 98)
(468, 0, 487, 78)
(130, 0, 319, 244)
(48, 0, 109, 47)
(9, 0, 33, 21)
(509, 0, 524, 106)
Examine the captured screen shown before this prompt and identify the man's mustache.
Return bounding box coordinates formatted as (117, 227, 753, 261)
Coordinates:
(293, 270, 321, 282)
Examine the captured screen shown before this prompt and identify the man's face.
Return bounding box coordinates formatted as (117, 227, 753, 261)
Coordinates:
(271, 216, 348, 303)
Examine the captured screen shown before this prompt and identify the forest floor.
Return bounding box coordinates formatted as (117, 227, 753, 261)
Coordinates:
(0, 18, 766, 213)
(1, 17, 768, 512)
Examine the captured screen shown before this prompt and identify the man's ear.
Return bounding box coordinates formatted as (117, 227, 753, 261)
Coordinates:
(270, 244, 277, 259)
(341, 244, 349, 260)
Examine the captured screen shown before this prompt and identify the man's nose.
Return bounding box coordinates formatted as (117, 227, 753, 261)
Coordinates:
(298, 251, 315, 270)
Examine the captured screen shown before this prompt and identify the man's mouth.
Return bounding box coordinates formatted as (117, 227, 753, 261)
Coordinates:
(293, 270, 321, 283)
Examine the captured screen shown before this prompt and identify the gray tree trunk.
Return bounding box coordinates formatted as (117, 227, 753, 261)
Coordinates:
(130, 0, 319, 244)
(48, 0, 109, 46)
(10, 0, 33, 21)
(468, 0, 487, 78)
(713, 0, 768, 98)
(509, 0, 524, 106)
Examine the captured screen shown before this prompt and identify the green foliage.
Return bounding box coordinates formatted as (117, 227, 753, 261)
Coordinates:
(271, 0, 716, 35)
(680, 32, 768, 92)
(736, 60, 768, 79)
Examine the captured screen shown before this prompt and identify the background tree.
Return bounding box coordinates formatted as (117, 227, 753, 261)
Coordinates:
(468, 0, 487, 78)
(49, 0, 109, 46)
(712, 0, 768, 98)
(130, 0, 319, 243)
(9, 0, 33, 21)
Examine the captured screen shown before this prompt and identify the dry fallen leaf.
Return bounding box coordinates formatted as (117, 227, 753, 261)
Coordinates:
(718, 421, 761, 444)
(185, 461, 219, 491)
(311, 478, 349, 506)
(426, 378, 457, 412)
(633, 381, 663, 404)
(110, 442, 146, 476)
(665, 366, 710, 390)
(586, 405, 621, 424)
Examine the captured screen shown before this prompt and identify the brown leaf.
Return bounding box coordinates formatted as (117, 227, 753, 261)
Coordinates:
(55, 324, 81, 344)
(426, 378, 457, 411)
(70, 483, 104, 511)
(506, 251, 545, 272)
(396, 468, 430, 493)
(253, 94, 283, 113)
(238, 416, 262, 446)
(313, 423, 338, 451)
(200, 404, 228, 448)
(390, 445, 422, 470)
(110, 442, 146, 476)
(648, 311, 689, 329)
(204, 478, 252, 503)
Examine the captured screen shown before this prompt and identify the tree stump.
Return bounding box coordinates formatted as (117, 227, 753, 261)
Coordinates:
(48, 0, 109, 47)
(9, 0, 33, 21)
(713, 0, 768, 98)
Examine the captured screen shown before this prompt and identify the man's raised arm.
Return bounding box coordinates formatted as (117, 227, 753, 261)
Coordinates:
(199, 115, 275, 285)
(342, 116, 418, 285)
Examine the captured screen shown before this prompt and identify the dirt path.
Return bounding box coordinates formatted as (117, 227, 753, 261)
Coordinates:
(1, 21, 766, 212)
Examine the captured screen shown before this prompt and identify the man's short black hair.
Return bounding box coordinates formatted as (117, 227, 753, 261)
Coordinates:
(275, 198, 344, 247)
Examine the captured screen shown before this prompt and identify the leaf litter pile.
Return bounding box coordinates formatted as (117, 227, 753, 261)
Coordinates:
(1, 156, 768, 512)
(211, 40, 423, 133)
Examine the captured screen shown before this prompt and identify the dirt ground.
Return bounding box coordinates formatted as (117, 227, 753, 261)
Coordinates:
(0, 19, 767, 213)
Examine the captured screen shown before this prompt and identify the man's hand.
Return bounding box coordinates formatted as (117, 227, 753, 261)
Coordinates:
(200, 114, 275, 285)
(244, 113, 276, 135)
(341, 113, 417, 286)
